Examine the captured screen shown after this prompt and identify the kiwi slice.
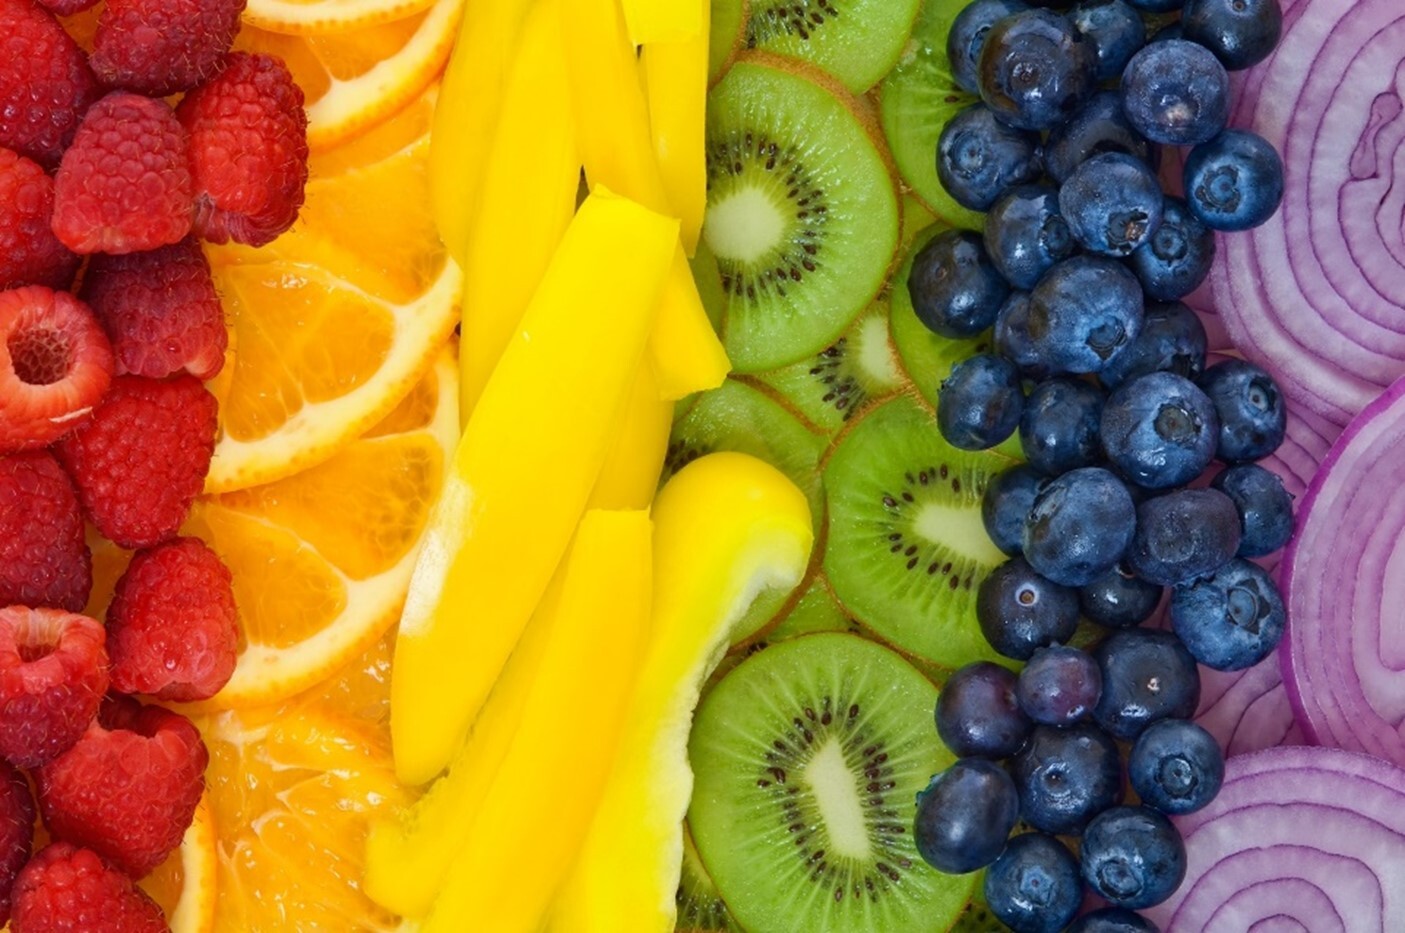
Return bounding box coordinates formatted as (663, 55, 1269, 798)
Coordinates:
(823, 395, 1016, 668)
(742, 0, 923, 94)
(764, 581, 860, 642)
(701, 57, 900, 373)
(677, 827, 745, 932)
(688, 632, 972, 932)
(710, 0, 750, 82)
(949, 898, 1012, 932)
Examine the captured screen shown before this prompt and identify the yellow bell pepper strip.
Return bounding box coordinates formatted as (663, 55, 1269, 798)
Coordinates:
(647, 243, 730, 400)
(640, 0, 709, 255)
(586, 363, 675, 511)
(621, 0, 703, 45)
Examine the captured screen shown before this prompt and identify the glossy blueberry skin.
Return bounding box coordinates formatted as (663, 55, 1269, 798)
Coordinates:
(983, 463, 1049, 556)
(1060, 153, 1164, 257)
(1093, 629, 1200, 740)
(938, 104, 1045, 212)
(1020, 378, 1106, 476)
(1098, 301, 1208, 390)
(938, 353, 1025, 451)
(914, 758, 1020, 874)
(1127, 488, 1241, 586)
(1182, 0, 1282, 70)
(1045, 90, 1157, 184)
(1129, 718, 1225, 815)
(1121, 40, 1230, 145)
(1211, 463, 1294, 557)
(1011, 722, 1123, 834)
(993, 291, 1049, 378)
(948, 0, 1034, 94)
(1125, 0, 1182, 11)
(1080, 806, 1188, 909)
(977, 9, 1098, 131)
(1101, 371, 1219, 489)
(983, 185, 1076, 290)
(908, 229, 1011, 338)
(1070, 0, 1146, 80)
(1017, 644, 1103, 726)
(1023, 466, 1137, 586)
(1170, 558, 1286, 671)
(1129, 198, 1217, 301)
(977, 557, 1081, 660)
(1027, 256, 1144, 375)
(1183, 129, 1284, 231)
(1079, 564, 1163, 628)
(1197, 359, 1287, 462)
(1067, 907, 1162, 933)
(984, 833, 1083, 933)
(936, 661, 1033, 758)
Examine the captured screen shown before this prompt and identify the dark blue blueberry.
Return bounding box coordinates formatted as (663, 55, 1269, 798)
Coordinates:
(1170, 558, 1286, 671)
(983, 185, 1076, 290)
(1010, 722, 1123, 834)
(936, 661, 1033, 758)
(1070, 0, 1146, 80)
(1121, 40, 1230, 145)
(1027, 256, 1145, 375)
(1127, 488, 1241, 586)
(1129, 719, 1225, 815)
(1045, 90, 1157, 184)
(993, 291, 1050, 378)
(1126, 0, 1182, 12)
(1211, 463, 1294, 557)
(1016, 644, 1103, 726)
(1067, 907, 1162, 933)
(1093, 629, 1200, 740)
(977, 9, 1098, 131)
(1146, 20, 1184, 43)
(1020, 378, 1106, 476)
(948, 0, 1034, 94)
(1023, 466, 1137, 586)
(984, 833, 1083, 933)
(914, 758, 1020, 874)
(1197, 359, 1287, 462)
(1129, 199, 1217, 301)
(1101, 371, 1219, 489)
(1080, 806, 1187, 909)
(1182, 0, 1282, 70)
(1098, 301, 1208, 390)
(1079, 564, 1163, 628)
(983, 463, 1049, 556)
(1060, 152, 1164, 257)
(938, 104, 1045, 212)
(908, 229, 1011, 338)
(938, 353, 1026, 451)
(1183, 129, 1284, 231)
(977, 557, 1081, 660)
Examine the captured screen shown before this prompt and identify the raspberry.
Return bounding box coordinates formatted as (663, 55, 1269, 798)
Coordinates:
(0, 607, 108, 770)
(0, 0, 101, 170)
(54, 375, 217, 550)
(0, 287, 115, 453)
(11, 842, 166, 933)
(35, 0, 99, 12)
(90, 0, 245, 97)
(36, 698, 207, 880)
(50, 92, 193, 256)
(0, 452, 91, 612)
(107, 537, 237, 702)
(0, 762, 35, 927)
(0, 149, 79, 292)
(179, 52, 309, 247)
(81, 237, 227, 380)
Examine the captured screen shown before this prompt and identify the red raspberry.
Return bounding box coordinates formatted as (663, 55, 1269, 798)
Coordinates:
(11, 842, 166, 933)
(36, 697, 207, 880)
(0, 149, 79, 292)
(178, 52, 309, 247)
(0, 762, 35, 927)
(54, 375, 217, 550)
(80, 237, 227, 380)
(0, 607, 108, 770)
(0, 452, 90, 612)
(0, 0, 101, 170)
(34, 0, 99, 12)
(107, 537, 237, 702)
(91, 0, 245, 97)
(50, 92, 193, 256)
(0, 287, 114, 453)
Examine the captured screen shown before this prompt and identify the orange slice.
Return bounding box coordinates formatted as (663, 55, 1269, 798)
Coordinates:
(244, 0, 438, 36)
(139, 796, 219, 933)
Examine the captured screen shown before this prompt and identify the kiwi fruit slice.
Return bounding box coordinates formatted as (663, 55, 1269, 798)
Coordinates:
(687, 632, 972, 932)
(823, 395, 1016, 668)
(742, 0, 923, 94)
(701, 57, 900, 373)
(764, 581, 860, 642)
(677, 827, 745, 932)
(949, 899, 1012, 932)
(710, 0, 750, 82)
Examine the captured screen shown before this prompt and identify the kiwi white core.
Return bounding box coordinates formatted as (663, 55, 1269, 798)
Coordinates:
(912, 501, 1007, 566)
(803, 739, 872, 861)
(855, 314, 904, 388)
(704, 187, 786, 264)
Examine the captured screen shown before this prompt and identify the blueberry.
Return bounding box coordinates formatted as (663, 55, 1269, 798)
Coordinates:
(1060, 153, 1164, 257)
(1027, 256, 1145, 375)
(1183, 129, 1284, 231)
(1129, 719, 1225, 815)
(1127, 488, 1241, 586)
(983, 185, 1076, 290)
(1011, 722, 1123, 834)
(914, 758, 1020, 874)
(977, 557, 1081, 660)
(1024, 466, 1137, 586)
(1129, 199, 1217, 301)
(993, 291, 1049, 378)
(1070, 0, 1146, 81)
(938, 353, 1026, 451)
(1045, 90, 1157, 184)
(984, 833, 1083, 933)
(1211, 463, 1294, 557)
(908, 229, 1011, 338)
(1182, 0, 1282, 70)
(1098, 301, 1209, 390)
(938, 104, 1045, 212)
(1093, 628, 1200, 740)
(1067, 907, 1162, 933)
(1080, 806, 1188, 909)
(936, 661, 1033, 758)
(1017, 644, 1103, 726)
(1020, 378, 1106, 476)
(1170, 557, 1286, 671)
(1125, 0, 1182, 12)
(1121, 40, 1230, 146)
(948, 0, 1034, 94)
(1196, 359, 1286, 462)
(977, 9, 1098, 131)
(1079, 564, 1163, 628)
(1146, 20, 1184, 43)
(983, 463, 1049, 556)
(1101, 371, 1219, 489)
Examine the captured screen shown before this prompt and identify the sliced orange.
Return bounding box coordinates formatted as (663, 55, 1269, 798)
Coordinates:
(244, 0, 438, 36)
(139, 796, 220, 933)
